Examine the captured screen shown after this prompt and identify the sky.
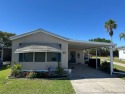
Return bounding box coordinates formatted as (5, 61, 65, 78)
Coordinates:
(0, 0, 125, 46)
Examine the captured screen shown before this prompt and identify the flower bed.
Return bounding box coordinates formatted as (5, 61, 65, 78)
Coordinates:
(10, 71, 69, 79)
(10, 62, 70, 79)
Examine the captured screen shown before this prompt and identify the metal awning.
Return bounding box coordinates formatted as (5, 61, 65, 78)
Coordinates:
(14, 45, 62, 53)
(68, 40, 116, 50)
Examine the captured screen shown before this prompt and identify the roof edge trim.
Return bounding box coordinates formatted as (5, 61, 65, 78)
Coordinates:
(10, 28, 70, 41)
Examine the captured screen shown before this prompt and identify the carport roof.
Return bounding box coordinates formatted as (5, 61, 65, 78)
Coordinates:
(68, 39, 115, 50)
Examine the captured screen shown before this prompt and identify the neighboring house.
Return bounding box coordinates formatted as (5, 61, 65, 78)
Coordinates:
(10, 28, 114, 72)
(0, 47, 12, 62)
(118, 46, 125, 60)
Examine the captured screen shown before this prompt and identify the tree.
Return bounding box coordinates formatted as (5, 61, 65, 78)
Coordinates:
(0, 31, 15, 47)
(89, 38, 118, 57)
(89, 38, 111, 43)
(89, 38, 111, 56)
(119, 32, 125, 40)
(104, 19, 117, 43)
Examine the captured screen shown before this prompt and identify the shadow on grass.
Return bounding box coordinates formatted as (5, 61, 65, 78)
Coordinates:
(115, 74, 125, 79)
(0, 65, 10, 71)
(114, 69, 125, 73)
(43, 77, 70, 80)
(27, 77, 70, 80)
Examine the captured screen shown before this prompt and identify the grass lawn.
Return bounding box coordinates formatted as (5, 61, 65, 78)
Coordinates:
(92, 56, 125, 64)
(113, 59, 125, 64)
(91, 57, 125, 80)
(113, 64, 125, 80)
(113, 64, 125, 72)
(0, 65, 75, 94)
(0, 65, 10, 79)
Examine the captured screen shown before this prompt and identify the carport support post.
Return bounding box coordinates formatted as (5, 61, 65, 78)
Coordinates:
(96, 48, 98, 69)
(110, 46, 113, 75)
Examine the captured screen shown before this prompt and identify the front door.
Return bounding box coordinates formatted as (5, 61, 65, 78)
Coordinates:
(70, 51, 76, 63)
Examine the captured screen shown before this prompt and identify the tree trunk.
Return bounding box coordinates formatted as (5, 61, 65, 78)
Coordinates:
(110, 36, 112, 43)
(110, 36, 114, 60)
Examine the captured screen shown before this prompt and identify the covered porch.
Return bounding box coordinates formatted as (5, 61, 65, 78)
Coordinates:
(68, 40, 115, 75)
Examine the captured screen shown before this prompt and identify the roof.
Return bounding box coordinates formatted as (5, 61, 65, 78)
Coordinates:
(10, 28, 70, 41)
(10, 28, 115, 49)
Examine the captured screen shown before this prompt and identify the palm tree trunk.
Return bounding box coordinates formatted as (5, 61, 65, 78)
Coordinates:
(110, 36, 112, 43)
(110, 36, 114, 60)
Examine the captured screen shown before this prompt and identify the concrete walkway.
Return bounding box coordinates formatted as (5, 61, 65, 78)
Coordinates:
(113, 62, 125, 67)
(70, 64, 125, 94)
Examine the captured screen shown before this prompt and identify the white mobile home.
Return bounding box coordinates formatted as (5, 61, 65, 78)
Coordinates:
(10, 28, 115, 74)
(118, 46, 125, 60)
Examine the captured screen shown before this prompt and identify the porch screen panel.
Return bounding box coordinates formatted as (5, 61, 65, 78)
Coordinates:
(24, 53, 33, 62)
(19, 53, 33, 62)
(57, 53, 61, 62)
(47, 52, 61, 62)
(35, 52, 45, 62)
(19, 53, 23, 62)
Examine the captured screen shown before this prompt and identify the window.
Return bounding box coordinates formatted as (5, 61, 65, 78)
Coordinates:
(35, 52, 45, 62)
(19, 52, 61, 62)
(19, 53, 33, 62)
(19, 53, 23, 62)
(57, 53, 61, 62)
(47, 52, 61, 62)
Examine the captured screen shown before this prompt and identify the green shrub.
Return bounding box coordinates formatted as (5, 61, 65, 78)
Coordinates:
(56, 62, 64, 75)
(26, 72, 37, 79)
(99, 61, 110, 73)
(11, 62, 21, 77)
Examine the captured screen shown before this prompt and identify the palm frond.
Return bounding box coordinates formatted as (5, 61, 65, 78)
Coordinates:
(119, 32, 125, 40)
(104, 19, 117, 37)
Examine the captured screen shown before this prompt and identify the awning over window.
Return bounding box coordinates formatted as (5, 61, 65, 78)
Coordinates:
(14, 45, 62, 53)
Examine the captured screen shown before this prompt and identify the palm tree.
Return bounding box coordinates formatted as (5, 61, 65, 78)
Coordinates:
(104, 19, 117, 43)
(119, 32, 125, 40)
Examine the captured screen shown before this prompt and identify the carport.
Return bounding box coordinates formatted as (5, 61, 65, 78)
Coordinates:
(68, 39, 115, 75)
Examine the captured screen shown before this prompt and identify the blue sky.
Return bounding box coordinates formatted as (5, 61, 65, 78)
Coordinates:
(0, 0, 125, 46)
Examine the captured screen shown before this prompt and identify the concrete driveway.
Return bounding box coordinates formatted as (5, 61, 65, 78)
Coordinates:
(70, 64, 125, 94)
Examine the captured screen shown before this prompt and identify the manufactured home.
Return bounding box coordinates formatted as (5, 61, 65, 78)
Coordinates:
(10, 28, 115, 74)
(118, 46, 125, 60)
